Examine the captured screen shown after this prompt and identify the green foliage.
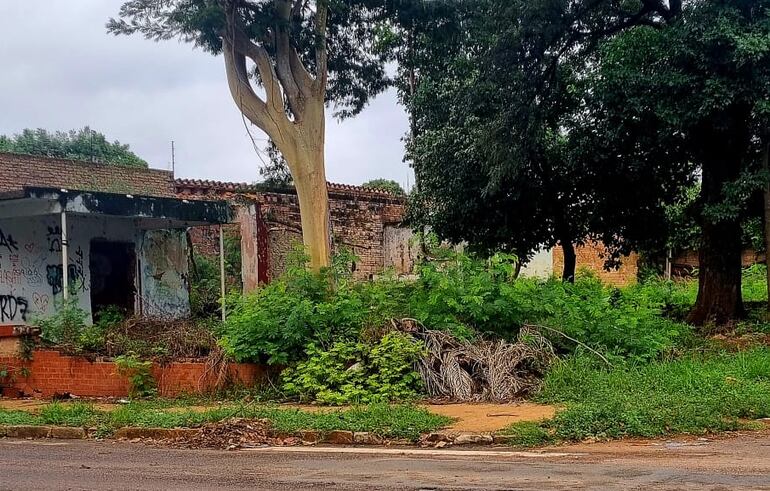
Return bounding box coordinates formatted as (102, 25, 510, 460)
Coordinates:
(0, 402, 452, 442)
(281, 332, 425, 405)
(189, 232, 242, 318)
(361, 178, 406, 196)
(114, 354, 157, 398)
(523, 349, 770, 442)
(36, 299, 89, 350)
(0, 127, 147, 167)
(498, 421, 555, 447)
(222, 248, 700, 368)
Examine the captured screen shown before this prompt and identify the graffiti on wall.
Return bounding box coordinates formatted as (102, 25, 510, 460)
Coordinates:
(0, 228, 19, 254)
(0, 295, 28, 322)
(47, 226, 62, 252)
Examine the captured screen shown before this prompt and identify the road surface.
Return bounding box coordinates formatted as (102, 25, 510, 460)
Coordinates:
(1, 433, 769, 490)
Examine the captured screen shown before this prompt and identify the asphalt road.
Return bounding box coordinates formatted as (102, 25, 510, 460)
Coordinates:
(1, 434, 770, 490)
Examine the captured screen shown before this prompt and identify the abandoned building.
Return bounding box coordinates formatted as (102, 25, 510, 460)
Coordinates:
(0, 152, 231, 325)
(175, 179, 419, 291)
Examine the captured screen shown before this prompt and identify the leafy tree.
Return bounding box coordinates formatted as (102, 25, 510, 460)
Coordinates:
(406, 0, 688, 281)
(408, 0, 770, 325)
(108, 0, 415, 270)
(0, 127, 147, 167)
(362, 178, 405, 196)
(586, 1, 770, 324)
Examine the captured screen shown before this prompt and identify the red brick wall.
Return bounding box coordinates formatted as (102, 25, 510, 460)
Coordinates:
(0, 350, 265, 398)
(0, 152, 176, 197)
(673, 248, 766, 272)
(553, 242, 639, 286)
(176, 180, 407, 281)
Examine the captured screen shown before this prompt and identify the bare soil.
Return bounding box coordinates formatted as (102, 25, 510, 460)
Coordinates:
(423, 402, 557, 433)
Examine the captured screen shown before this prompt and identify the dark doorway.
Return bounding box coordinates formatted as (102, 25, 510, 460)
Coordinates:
(90, 240, 136, 317)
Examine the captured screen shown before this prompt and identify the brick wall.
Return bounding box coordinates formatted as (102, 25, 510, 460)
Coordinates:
(673, 249, 766, 274)
(0, 152, 176, 197)
(553, 241, 639, 286)
(176, 180, 407, 281)
(0, 350, 266, 398)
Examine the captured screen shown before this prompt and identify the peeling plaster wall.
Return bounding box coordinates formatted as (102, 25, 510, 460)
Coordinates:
(138, 229, 190, 319)
(383, 226, 420, 275)
(0, 208, 191, 325)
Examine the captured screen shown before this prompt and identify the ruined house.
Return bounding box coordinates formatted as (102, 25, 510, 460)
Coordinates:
(0, 152, 231, 326)
(175, 179, 419, 291)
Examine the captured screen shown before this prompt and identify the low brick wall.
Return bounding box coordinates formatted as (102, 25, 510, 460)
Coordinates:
(0, 350, 265, 398)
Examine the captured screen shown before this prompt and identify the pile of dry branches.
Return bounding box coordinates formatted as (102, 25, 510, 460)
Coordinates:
(171, 418, 298, 450)
(397, 320, 556, 402)
(103, 317, 216, 360)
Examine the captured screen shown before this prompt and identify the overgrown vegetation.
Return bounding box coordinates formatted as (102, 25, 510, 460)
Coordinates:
(281, 332, 425, 404)
(189, 231, 242, 319)
(0, 402, 451, 441)
(35, 300, 217, 361)
(503, 349, 770, 445)
(221, 250, 700, 367)
(114, 354, 157, 398)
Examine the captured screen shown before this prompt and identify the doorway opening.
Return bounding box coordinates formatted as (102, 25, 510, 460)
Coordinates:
(89, 240, 136, 318)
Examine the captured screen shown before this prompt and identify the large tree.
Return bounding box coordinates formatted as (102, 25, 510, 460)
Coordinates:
(587, 1, 770, 324)
(109, 0, 396, 270)
(406, 0, 688, 281)
(0, 127, 147, 167)
(408, 0, 770, 325)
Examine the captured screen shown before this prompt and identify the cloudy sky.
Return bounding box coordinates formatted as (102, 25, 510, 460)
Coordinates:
(0, 1, 413, 187)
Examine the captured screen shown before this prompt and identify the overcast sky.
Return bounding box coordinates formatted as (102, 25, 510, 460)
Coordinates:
(0, 1, 413, 188)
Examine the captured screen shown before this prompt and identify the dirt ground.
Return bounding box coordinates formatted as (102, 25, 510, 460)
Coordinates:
(424, 402, 556, 432)
(0, 398, 556, 433)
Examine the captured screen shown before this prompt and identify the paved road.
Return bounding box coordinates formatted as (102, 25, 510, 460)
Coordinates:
(1, 434, 770, 490)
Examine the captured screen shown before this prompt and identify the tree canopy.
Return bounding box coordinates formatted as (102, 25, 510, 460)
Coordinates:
(0, 127, 148, 167)
(362, 178, 405, 196)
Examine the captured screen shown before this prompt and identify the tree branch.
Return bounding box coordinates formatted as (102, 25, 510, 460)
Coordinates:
(274, 0, 309, 119)
(314, 0, 328, 93)
(223, 39, 289, 147)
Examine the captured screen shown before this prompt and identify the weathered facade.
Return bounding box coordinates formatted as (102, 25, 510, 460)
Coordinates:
(0, 153, 230, 325)
(175, 179, 417, 287)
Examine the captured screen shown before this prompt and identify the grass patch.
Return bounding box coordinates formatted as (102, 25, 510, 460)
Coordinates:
(501, 348, 770, 445)
(0, 402, 451, 441)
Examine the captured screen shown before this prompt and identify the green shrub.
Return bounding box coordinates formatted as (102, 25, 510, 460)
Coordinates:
(221, 248, 701, 365)
(114, 354, 157, 398)
(281, 332, 425, 405)
(36, 298, 89, 350)
(220, 248, 408, 364)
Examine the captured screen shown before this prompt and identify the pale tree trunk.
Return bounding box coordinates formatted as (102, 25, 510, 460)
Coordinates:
(220, 0, 331, 271)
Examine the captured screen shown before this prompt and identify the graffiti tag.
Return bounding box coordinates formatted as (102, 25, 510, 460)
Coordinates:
(47, 226, 62, 253)
(0, 295, 28, 322)
(0, 228, 19, 254)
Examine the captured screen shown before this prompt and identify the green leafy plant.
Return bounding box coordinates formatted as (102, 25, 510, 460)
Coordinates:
(281, 332, 426, 405)
(114, 354, 157, 398)
(35, 298, 88, 351)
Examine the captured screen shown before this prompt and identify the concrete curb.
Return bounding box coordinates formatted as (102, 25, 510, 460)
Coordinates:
(0, 425, 504, 447)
